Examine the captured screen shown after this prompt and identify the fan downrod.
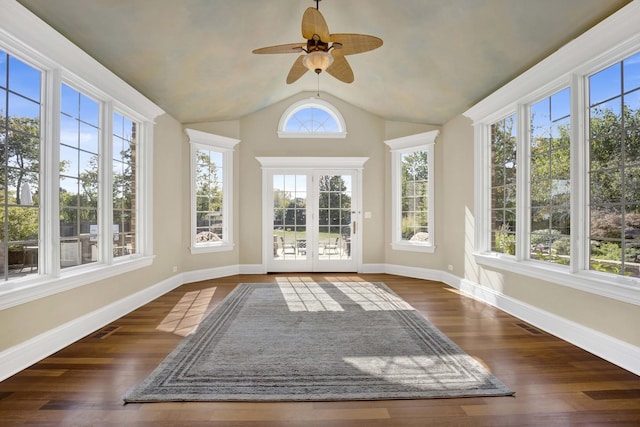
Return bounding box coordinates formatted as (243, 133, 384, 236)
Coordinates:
(314, 0, 321, 10)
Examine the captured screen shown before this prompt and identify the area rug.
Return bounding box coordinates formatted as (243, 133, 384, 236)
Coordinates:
(123, 281, 513, 402)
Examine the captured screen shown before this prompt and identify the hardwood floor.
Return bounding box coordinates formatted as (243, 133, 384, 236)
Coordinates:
(1, 273, 639, 426)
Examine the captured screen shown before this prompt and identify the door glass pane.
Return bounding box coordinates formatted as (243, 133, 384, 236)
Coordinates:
(273, 175, 307, 260)
(318, 174, 351, 260)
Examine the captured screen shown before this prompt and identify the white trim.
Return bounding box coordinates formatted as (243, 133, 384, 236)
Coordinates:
(2, 264, 638, 382)
(277, 97, 347, 138)
(0, 256, 154, 311)
(385, 131, 438, 253)
(474, 254, 640, 306)
(184, 128, 240, 151)
(256, 156, 368, 169)
(384, 130, 439, 151)
(186, 129, 240, 254)
(391, 241, 436, 253)
(138, 121, 155, 257)
(258, 158, 367, 273)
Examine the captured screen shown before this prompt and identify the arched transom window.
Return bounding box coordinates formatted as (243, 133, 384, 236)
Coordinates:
(278, 98, 347, 138)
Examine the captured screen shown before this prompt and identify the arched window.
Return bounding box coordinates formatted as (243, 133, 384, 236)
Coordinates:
(278, 98, 347, 138)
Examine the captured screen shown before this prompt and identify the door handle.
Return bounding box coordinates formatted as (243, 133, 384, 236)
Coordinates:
(352, 221, 356, 235)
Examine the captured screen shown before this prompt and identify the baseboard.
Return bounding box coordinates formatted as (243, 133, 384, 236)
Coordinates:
(3, 263, 639, 382)
(382, 264, 445, 282)
(0, 273, 184, 382)
(181, 264, 240, 284)
(439, 271, 640, 377)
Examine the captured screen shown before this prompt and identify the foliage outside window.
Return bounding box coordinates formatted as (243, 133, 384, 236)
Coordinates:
(272, 174, 307, 260)
(530, 88, 571, 265)
(464, 4, 640, 305)
(186, 128, 238, 253)
(589, 52, 640, 277)
(401, 151, 429, 241)
(490, 115, 517, 255)
(112, 112, 137, 259)
(59, 84, 100, 268)
(0, 50, 41, 279)
(318, 174, 352, 244)
(385, 130, 438, 253)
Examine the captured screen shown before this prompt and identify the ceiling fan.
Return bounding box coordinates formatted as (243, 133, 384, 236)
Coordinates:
(252, 0, 383, 84)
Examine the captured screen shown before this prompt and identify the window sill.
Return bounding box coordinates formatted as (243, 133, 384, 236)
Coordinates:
(391, 242, 436, 253)
(0, 255, 155, 310)
(190, 242, 234, 254)
(474, 252, 640, 306)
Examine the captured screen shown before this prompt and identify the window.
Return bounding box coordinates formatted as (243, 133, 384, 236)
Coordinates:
(59, 84, 100, 268)
(589, 52, 640, 277)
(186, 128, 239, 253)
(0, 51, 41, 279)
(385, 131, 438, 253)
(530, 89, 571, 265)
(278, 98, 346, 138)
(0, 1, 163, 310)
(490, 114, 517, 255)
(112, 112, 137, 259)
(464, 1, 640, 304)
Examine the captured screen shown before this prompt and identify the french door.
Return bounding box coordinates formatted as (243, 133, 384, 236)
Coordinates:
(260, 158, 366, 272)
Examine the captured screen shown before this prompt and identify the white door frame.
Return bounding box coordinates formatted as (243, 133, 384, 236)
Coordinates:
(257, 157, 368, 273)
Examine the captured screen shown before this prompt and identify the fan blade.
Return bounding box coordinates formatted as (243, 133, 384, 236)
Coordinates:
(330, 33, 383, 55)
(286, 55, 308, 84)
(326, 51, 354, 83)
(302, 7, 330, 42)
(252, 43, 305, 54)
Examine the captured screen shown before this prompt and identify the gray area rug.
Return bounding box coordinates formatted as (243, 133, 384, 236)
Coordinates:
(123, 281, 513, 402)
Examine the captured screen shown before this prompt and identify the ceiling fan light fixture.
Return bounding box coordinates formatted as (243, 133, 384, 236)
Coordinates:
(302, 50, 333, 74)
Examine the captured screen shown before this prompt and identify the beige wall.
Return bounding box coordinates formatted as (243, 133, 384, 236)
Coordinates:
(0, 113, 184, 351)
(2, 91, 639, 361)
(238, 91, 391, 265)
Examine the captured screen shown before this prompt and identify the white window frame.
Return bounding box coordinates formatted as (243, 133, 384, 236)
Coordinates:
(0, 0, 163, 310)
(277, 97, 347, 139)
(385, 131, 438, 253)
(464, 1, 640, 306)
(186, 129, 238, 254)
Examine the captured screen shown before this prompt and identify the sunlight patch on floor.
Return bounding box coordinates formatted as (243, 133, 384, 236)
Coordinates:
(330, 281, 414, 311)
(275, 278, 414, 312)
(277, 281, 344, 312)
(157, 287, 216, 336)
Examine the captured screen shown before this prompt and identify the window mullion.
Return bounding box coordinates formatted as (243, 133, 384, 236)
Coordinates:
(100, 101, 113, 264)
(222, 149, 233, 243)
(390, 150, 400, 244)
(516, 103, 529, 261)
(43, 68, 61, 276)
(570, 73, 588, 273)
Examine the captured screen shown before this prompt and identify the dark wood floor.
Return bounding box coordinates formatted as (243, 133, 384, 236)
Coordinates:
(1, 273, 639, 426)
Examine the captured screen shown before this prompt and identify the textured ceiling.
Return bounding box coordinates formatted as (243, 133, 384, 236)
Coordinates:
(17, 0, 631, 125)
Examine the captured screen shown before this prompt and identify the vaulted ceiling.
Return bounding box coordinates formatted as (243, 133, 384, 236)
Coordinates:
(17, 0, 631, 125)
